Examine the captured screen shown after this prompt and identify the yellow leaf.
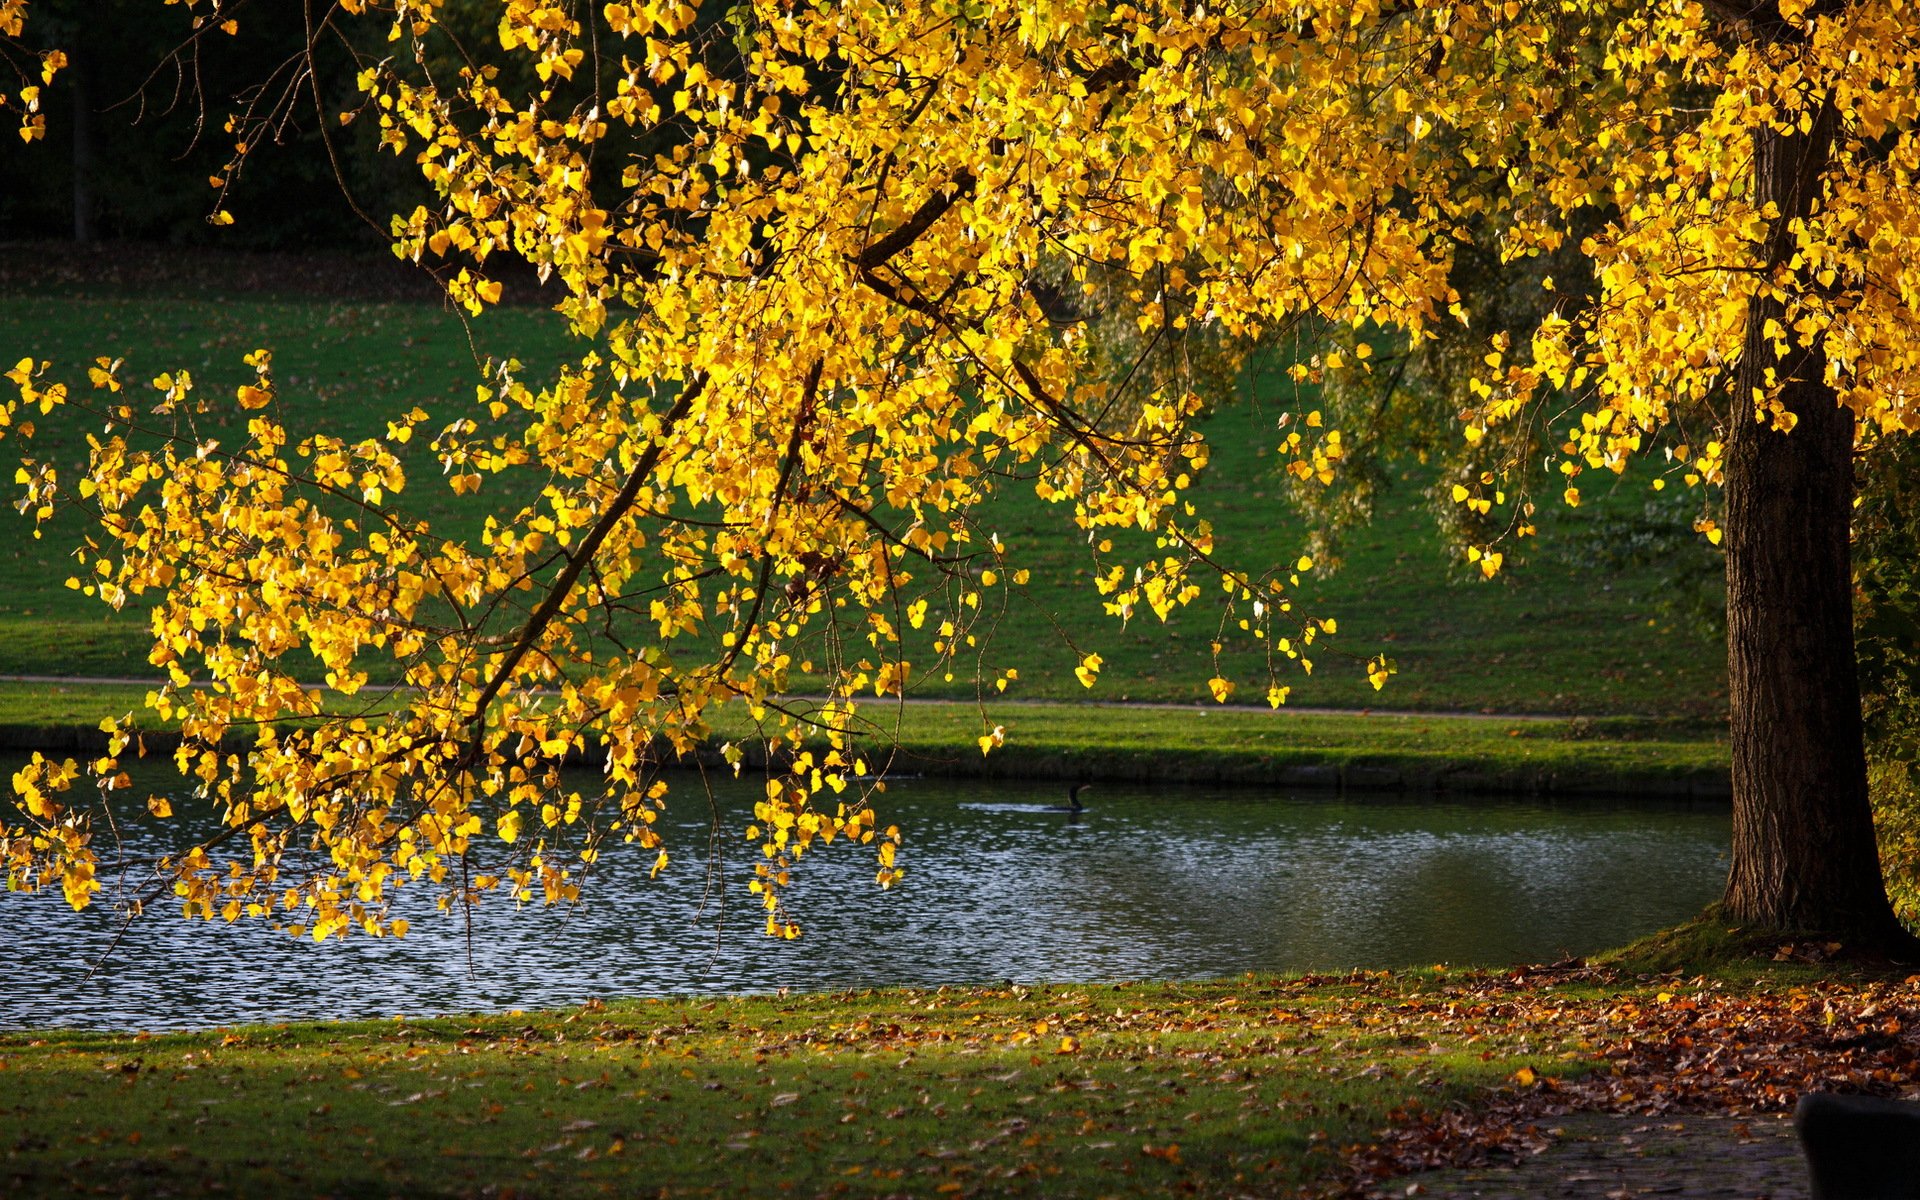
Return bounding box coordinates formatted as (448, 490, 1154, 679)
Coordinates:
(1074, 653, 1103, 688)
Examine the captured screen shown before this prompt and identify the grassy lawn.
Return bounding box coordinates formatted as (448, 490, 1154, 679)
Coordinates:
(2, 938, 1908, 1200)
(0, 282, 1727, 718)
(0, 976, 1562, 1198)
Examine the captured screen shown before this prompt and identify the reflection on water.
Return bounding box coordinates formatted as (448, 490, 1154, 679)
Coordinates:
(1, 764, 1729, 1030)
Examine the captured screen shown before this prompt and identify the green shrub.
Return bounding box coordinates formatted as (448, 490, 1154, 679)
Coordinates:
(1871, 761, 1920, 929)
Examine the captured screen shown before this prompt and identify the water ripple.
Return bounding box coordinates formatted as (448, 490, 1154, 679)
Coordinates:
(1, 770, 1729, 1030)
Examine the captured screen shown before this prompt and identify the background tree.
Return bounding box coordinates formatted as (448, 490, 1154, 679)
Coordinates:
(0, 2, 389, 247)
(3, 0, 1918, 950)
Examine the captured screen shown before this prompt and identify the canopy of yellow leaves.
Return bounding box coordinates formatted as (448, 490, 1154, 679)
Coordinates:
(3, 0, 1918, 938)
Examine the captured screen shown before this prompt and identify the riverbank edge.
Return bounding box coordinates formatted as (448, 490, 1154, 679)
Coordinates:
(0, 707, 1731, 799)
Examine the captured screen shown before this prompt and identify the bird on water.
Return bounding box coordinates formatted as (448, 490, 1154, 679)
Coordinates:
(1046, 783, 1090, 813)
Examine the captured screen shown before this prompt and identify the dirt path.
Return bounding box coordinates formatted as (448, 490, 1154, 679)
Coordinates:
(0, 674, 1574, 722)
(1387, 1111, 1807, 1198)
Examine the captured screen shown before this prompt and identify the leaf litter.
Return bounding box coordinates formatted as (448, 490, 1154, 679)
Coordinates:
(2, 965, 1916, 1198)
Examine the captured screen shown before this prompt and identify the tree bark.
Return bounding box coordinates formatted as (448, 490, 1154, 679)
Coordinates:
(68, 39, 93, 244)
(1720, 99, 1913, 947)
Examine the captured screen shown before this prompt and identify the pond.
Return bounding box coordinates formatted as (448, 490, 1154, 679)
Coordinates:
(0, 767, 1729, 1030)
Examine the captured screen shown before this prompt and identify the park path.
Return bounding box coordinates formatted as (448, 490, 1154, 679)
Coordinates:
(0, 673, 1571, 722)
(1385, 1110, 1808, 1199)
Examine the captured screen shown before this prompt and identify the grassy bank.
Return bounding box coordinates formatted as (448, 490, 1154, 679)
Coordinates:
(0, 284, 1728, 717)
(0, 680, 1728, 795)
(4, 945, 1912, 1200)
(738, 701, 1729, 795)
(0, 973, 1634, 1200)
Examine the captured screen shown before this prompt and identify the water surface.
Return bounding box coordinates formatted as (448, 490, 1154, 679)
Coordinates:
(1, 768, 1729, 1030)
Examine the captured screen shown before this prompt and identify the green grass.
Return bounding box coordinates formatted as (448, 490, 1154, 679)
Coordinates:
(717, 701, 1728, 790)
(1593, 906, 1920, 984)
(1597, 910, 1817, 981)
(0, 293, 568, 681)
(0, 975, 1584, 1199)
(0, 679, 159, 726)
(0, 285, 1728, 718)
(4, 936, 1898, 1200)
(0, 680, 1728, 791)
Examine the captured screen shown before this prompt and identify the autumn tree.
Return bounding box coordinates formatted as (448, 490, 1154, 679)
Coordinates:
(4, 0, 1919, 950)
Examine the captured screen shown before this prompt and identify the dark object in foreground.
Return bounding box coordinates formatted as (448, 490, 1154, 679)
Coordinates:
(1795, 1091, 1920, 1199)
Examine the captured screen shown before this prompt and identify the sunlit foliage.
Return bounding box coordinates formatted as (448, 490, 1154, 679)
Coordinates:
(0, 0, 62, 144)
(5, 0, 1920, 939)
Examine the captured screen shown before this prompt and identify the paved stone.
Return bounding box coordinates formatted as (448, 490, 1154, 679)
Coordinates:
(1389, 1111, 1808, 1199)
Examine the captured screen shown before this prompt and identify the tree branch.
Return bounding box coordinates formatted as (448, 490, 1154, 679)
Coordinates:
(856, 168, 976, 271)
(460, 375, 707, 740)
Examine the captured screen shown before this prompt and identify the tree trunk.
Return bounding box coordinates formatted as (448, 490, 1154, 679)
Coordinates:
(69, 42, 93, 244)
(1720, 99, 1913, 947)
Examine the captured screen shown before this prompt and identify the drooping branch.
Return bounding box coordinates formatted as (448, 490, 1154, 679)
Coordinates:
(460, 375, 707, 739)
(856, 168, 976, 271)
(708, 358, 823, 684)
